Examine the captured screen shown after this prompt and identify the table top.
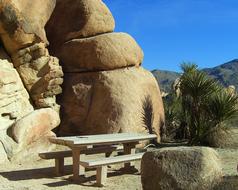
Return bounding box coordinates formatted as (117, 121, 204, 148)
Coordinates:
(49, 133, 157, 147)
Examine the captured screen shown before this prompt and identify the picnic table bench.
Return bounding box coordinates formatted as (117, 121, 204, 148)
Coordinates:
(39, 145, 123, 176)
(40, 133, 157, 186)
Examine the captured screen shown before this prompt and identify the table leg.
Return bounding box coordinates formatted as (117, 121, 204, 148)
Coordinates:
(72, 148, 80, 180)
(79, 154, 85, 176)
(123, 142, 137, 169)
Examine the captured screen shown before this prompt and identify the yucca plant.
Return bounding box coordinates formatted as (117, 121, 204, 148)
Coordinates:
(179, 63, 238, 145)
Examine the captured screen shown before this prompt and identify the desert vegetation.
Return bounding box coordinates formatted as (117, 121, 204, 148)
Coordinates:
(162, 63, 238, 146)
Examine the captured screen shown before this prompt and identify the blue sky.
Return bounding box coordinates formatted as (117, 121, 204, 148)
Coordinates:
(103, 0, 238, 72)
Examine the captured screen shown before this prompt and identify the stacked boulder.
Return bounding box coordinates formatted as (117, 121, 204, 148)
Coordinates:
(0, 0, 62, 161)
(46, 0, 165, 141)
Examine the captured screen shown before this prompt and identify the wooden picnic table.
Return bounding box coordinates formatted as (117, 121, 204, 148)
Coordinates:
(49, 133, 157, 180)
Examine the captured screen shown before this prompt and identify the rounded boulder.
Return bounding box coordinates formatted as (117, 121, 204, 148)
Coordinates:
(59, 67, 164, 142)
(46, 0, 115, 55)
(58, 32, 144, 72)
(141, 146, 223, 190)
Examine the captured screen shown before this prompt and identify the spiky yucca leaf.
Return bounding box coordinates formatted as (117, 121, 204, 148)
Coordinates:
(204, 90, 238, 124)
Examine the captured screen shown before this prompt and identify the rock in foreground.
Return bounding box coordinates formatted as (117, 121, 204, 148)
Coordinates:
(141, 146, 222, 190)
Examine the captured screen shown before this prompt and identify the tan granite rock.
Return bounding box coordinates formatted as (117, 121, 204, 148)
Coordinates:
(59, 67, 164, 142)
(11, 131, 56, 163)
(0, 54, 33, 131)
(9, 108, 60, 146)
(141, 147, 223, 190)
(58, 32, 144, 72)
(46, 0, 115, 55)
(12, 43, 64, 111)
(0, 0, 56, 54)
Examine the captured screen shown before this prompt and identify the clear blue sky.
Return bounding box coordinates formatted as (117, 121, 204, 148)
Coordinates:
(104, 0, 238, 72)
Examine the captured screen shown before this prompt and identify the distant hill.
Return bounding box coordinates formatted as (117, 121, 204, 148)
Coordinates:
(151, 70, 180, 93)
(152, 59, 238, 93)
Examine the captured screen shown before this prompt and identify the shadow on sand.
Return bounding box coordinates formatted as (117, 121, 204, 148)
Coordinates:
(0, 165, 139, 188)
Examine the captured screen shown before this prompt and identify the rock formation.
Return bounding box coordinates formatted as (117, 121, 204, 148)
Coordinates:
(0, 0, 165, 163)
(46, 0, 165, 142)
(0, 0, 62, 162)
(141, 147, 223, 190)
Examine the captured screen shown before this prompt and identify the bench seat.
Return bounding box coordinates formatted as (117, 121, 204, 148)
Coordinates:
(80, 152, 144, 167)
(80, 152, 144, 186)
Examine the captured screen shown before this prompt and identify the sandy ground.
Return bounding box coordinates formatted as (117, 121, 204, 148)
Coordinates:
(0, 148, 238, 190)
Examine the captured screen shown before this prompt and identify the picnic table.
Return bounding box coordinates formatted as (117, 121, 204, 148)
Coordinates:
(49, 133, 157, 184)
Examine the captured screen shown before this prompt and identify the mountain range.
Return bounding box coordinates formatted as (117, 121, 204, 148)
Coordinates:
(152, 59, 238, 93)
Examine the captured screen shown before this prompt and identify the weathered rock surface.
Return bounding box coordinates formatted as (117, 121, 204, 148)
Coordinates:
(0, 0, 56, 54)
(12, 43, 64, 111)
(58, 32, 144, 72)
(9, 108, 60, 147)
(10, 131, 56, 163)
(205, 128, 238, 148)
(0, 54, 33, 131)
(46, 0, 115, 55)
(141, 147, 223, 190)
(59, 67, 164, 142)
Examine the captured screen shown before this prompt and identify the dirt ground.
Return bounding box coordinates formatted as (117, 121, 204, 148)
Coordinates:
(0, 147, 238, 190)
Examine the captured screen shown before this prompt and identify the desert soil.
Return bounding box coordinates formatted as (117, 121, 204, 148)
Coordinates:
(0, 147, 237, 190)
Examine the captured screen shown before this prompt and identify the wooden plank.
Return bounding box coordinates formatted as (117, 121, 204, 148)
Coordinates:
(39, 145, 123, 159)
(50, 133, 157, 147)
(80, 153, 144, 168)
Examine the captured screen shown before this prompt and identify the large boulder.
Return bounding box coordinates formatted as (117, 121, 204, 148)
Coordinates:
(141, 147, 223, 190)
(46, 0, 115, 55)
(59, 67, 164, 142)
(58, 32, 144, 72)
(9, 108, 60, 147)
(0, 0, 56, 54)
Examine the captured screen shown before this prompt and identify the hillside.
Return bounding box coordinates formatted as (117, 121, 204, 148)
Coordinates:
(152, 59, 238, 93)
(151, 70, 180, 92)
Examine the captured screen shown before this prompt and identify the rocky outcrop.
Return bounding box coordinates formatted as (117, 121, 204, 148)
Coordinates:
(59, 67, 164, 141)
(58, 33, 143, 72)
(141, 147, 223, 190)
(0, 48, 60, 161)
(0, 51, 33, 131)
(0, 0, 63, 112)
(46, 0, 165, 141)
(46, 0, 115, 55)
(0, 0, 165, 164)
(0, 0, 62, 162)
(12, 43, 63, 111)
